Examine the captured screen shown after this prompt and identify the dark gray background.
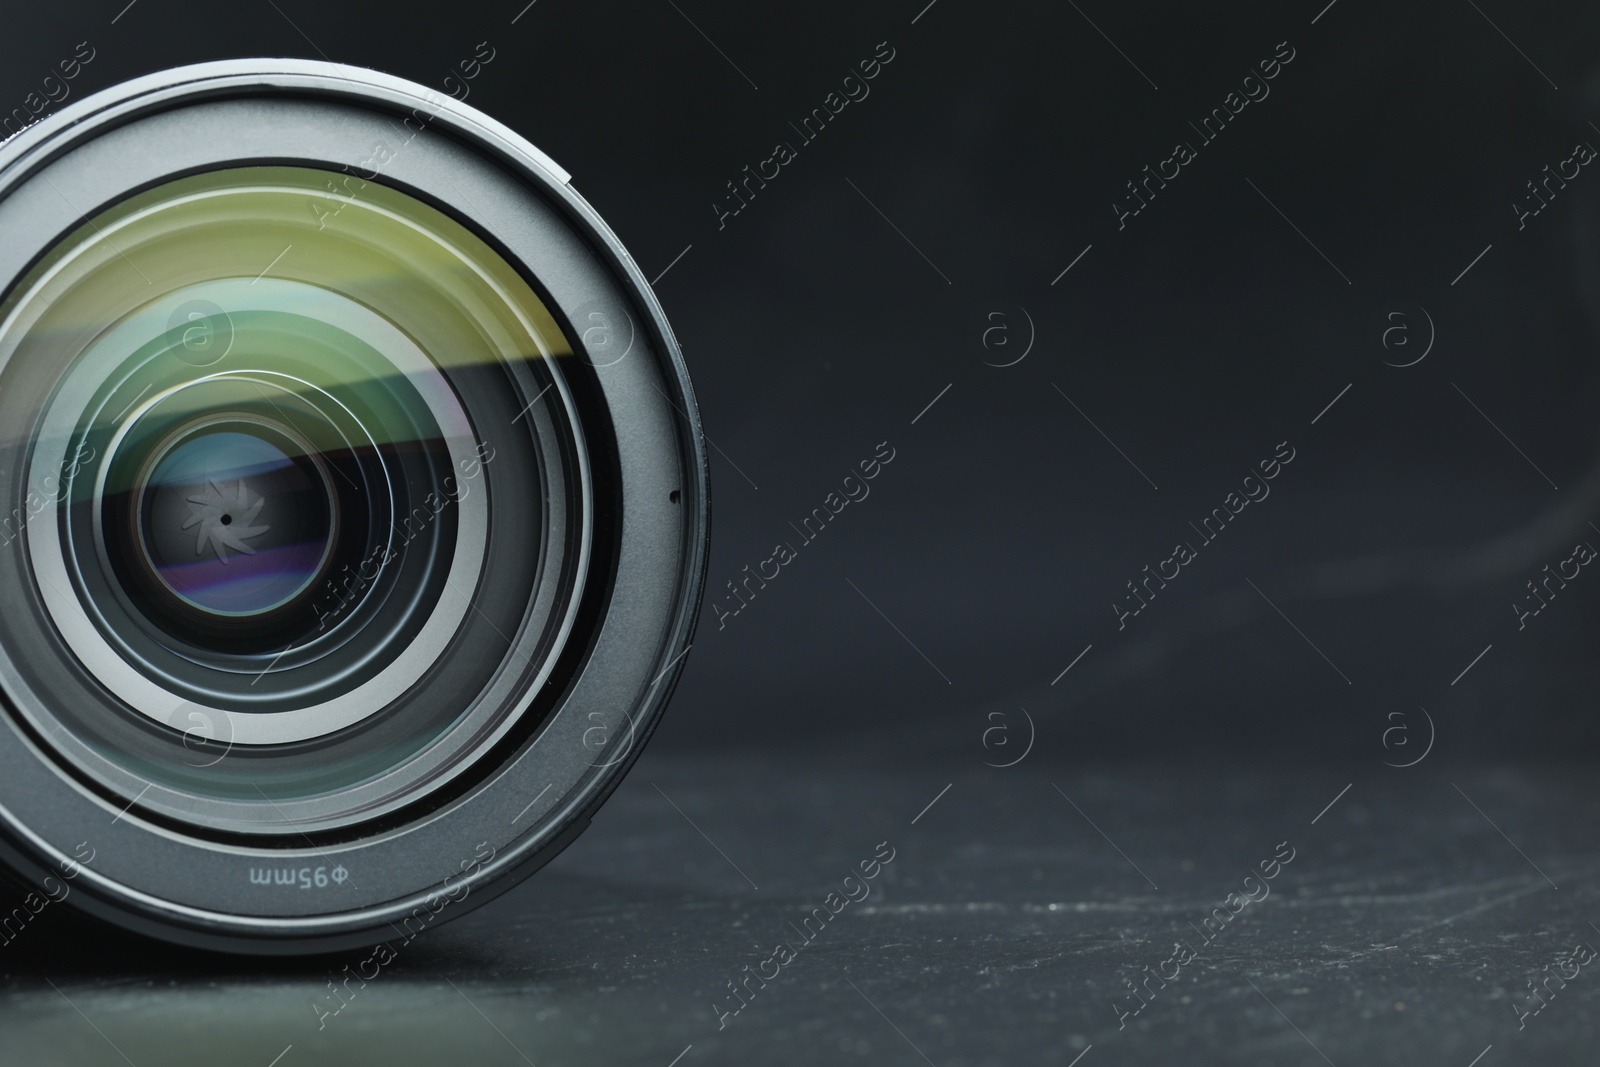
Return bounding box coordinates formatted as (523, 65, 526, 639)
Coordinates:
(2, 1, 1599, 1065)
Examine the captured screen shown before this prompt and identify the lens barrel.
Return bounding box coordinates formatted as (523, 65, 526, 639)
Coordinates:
(0, 61, 707, 953)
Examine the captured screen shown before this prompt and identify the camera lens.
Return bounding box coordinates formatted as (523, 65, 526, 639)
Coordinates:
(0, 62, 707, 953)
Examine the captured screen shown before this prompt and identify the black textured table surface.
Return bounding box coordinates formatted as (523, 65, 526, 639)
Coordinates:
(2, 751, 1595, 1066)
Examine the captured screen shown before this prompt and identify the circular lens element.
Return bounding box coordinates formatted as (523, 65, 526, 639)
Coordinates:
(132, 421, 336, 619)
(0, 62, 707, 954)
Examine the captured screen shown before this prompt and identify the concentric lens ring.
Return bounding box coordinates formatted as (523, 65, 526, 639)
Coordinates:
(29, 274, 498, 749)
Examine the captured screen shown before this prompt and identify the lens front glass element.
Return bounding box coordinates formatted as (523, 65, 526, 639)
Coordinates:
(0, 166, 591, 836)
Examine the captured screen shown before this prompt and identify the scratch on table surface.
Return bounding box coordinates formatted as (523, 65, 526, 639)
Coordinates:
(853, 876, 1558, 919)
(1332, 877, 1555, 963)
